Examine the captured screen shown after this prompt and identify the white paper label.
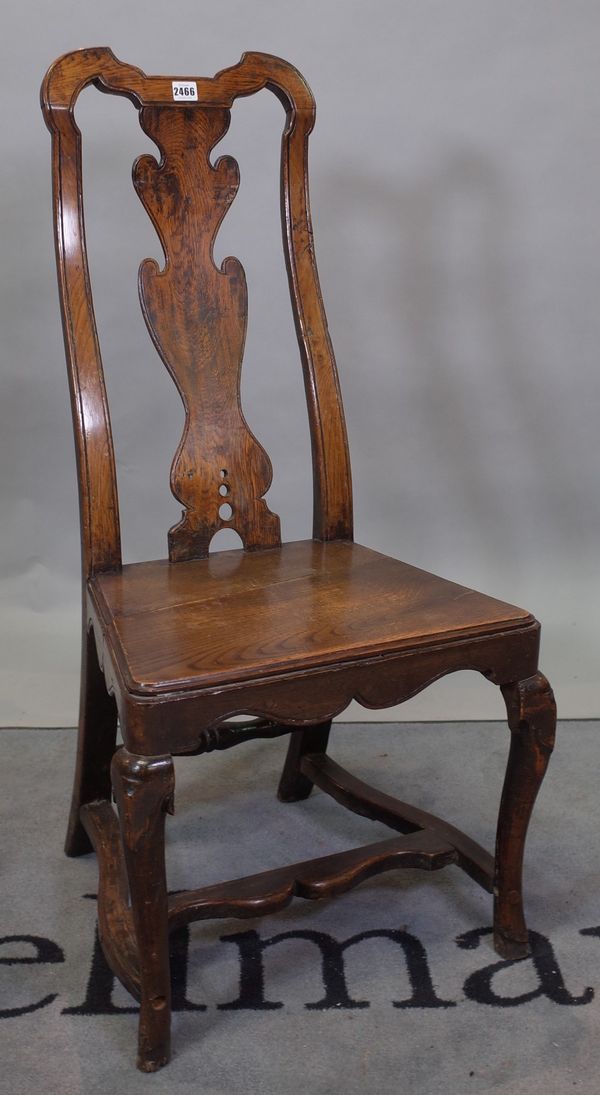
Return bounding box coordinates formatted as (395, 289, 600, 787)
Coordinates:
(172, 81, 198, 101)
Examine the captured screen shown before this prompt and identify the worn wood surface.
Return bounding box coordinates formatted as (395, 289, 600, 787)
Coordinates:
(42, 46, 557, 1071)
(111, 748, 175, 1072)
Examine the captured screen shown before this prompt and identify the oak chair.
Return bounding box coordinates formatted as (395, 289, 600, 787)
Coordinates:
(41, 48, 556, 1071)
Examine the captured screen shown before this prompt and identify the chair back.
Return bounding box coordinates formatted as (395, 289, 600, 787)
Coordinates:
(42, 49, 353, 573)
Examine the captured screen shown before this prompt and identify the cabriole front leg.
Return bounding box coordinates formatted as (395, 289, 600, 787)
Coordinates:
(111, 748, 175, 1072)
(494, 672, 556, 959)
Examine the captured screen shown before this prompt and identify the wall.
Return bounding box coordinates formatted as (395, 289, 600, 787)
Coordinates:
(1, 0, 598, 724)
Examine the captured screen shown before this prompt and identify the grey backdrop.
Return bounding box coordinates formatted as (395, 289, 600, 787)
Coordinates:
(1, 0, 598, 725)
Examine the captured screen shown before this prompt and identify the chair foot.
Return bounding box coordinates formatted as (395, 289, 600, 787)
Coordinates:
(137, 1052, 170, 1074)
(493, 672, 556, 958)
(111, 747, 175, 1072)
(493, 927, 530, 961)
(278, 722, 332, 801)
(65, 627, 118, 857)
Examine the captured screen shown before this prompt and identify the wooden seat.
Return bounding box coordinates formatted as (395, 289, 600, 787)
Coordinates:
(42, 47, 556, 1072)
(91, 541, 532, 694)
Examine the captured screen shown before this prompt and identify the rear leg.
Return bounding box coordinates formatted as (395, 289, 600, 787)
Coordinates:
(278, 721, 332, 802)
(65, 625, 118, 856)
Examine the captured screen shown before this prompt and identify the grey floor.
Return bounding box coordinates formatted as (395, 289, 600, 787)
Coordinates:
(1, 720, 599, 1095)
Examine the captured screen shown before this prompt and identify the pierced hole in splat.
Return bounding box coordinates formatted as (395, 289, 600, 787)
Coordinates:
(220, 469, 228, 478)
(219, 502, 233, 521)
(219, 483, 230, 496)
(209, 528, 243, 552)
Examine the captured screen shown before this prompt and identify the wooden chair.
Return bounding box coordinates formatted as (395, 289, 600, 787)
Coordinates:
(41, 48, 556, 1071)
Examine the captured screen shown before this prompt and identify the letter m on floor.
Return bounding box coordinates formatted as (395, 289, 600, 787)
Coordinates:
(219, 928, 455, 1010)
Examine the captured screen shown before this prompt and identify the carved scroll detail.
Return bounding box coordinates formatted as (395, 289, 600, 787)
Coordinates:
(134, 105, 281, 560)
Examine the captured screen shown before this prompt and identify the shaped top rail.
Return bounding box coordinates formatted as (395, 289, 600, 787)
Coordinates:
(41, 47, 315, 114)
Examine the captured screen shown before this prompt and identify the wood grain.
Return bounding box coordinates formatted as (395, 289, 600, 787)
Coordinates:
(90, 540, 532, 694)
(135, 105, 280, 559)
(41, 47, 352, 568)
